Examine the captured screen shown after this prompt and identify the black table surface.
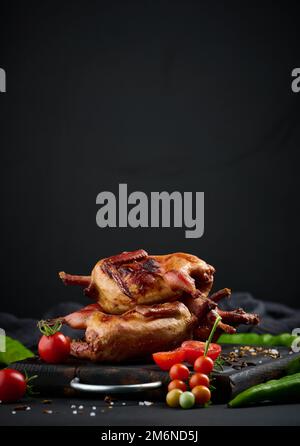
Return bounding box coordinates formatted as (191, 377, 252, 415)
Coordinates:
(1, 396, 300, 426)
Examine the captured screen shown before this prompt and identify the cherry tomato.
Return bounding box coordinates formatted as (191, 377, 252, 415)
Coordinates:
(38, 332, 70, 364)
(189, 373, 210, 389)
(194, 356, 214, 374)
(0, 369, 27, 403)
(153, 349, 185, 371)
(166, 389, 183, 408)
(192, 385, 211, 405)
(169, 363, 190, 381)
(168, 379, 187, 392)
(181, 341, 221, 364)
(179, 391, 195, 409)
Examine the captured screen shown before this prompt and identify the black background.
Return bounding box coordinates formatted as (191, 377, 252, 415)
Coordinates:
(0, 1, 299, 317)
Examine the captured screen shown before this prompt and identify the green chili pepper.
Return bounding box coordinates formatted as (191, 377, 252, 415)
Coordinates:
(218, 332, 299, 348)
(286, 355, 300, 375)
(228, 372, 300, 407)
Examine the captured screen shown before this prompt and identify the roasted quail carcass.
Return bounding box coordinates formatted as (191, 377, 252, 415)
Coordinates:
(61, 301, 197, 362)
(55, 250, 260, 362)
(59, 249, 215, 314)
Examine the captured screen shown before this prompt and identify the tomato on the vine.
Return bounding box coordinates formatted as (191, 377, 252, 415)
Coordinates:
(0, 369, 27, 403)
(168, 379, 187, 392)
(192, 385, 211, 405)
(189, 372, 210, 389)
(163, 314, 222, 409)
(169, 363, 190, 381)
(38, 320, 70, 364)
(194, 356, 214, 374)
(166, 389, 182, 408)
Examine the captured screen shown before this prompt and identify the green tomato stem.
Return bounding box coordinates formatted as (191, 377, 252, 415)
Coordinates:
(37, 319, 62, 336)
(204, 315, 222, 357)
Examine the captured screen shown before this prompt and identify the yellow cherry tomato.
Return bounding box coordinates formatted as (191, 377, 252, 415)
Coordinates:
(166, 388, 183, 408)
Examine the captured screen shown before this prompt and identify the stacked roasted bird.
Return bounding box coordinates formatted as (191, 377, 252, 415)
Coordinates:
(57, 249, 259, 362)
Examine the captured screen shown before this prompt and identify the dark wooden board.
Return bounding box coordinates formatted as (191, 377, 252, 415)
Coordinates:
(10, 346, 300, 403)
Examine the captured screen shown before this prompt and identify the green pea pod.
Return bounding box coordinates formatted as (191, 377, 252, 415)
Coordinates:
(228, 372, 300, 408)
(218, 332, 299, 347)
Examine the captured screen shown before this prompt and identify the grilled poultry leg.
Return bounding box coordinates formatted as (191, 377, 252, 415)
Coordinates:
(184, 290, 259, 341)
(59, 273, 91, 288)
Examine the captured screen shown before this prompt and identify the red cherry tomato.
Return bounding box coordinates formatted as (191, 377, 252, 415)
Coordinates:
(0, 369, 27, 403)
(169, 363, 190, 381)
(181, 341, 221, 364)
(38, 332, 70, 364)
(153, 349, 185, 371)
(168, 379, 187, 392)
(194, 356, 214, 374)
(189, 373, 210, 389)
(192, 385, 211, 405)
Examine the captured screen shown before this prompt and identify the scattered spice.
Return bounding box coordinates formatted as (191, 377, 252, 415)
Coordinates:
(13, 405, 29, 411)
(222, 345, 280, 368)
(239, 346, 280, 359)
(104, 395, 115, 404)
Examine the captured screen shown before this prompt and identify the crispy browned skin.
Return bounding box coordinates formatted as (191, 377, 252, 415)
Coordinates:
(59, 250, 215, 315)
(65, 301, 197, 362)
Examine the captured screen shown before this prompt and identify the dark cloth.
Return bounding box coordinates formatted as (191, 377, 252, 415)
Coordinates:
(0, 302, 83, 350)
(1, 294, 300, 349)
(219, 292, 300, 334)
